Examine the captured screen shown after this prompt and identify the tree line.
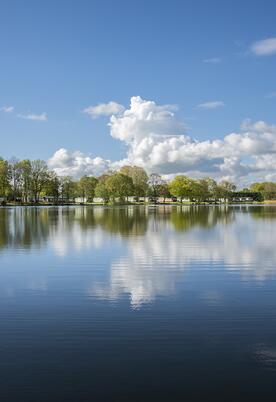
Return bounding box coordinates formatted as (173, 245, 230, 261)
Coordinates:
(250, 182, 276, 200)
(0, 156, 272, 204)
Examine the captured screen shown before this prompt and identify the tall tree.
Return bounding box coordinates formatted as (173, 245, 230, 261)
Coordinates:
(42, 172, 60, 203)
(120, 166, 148, 198)
(189, 177, 219, 202)
(105, 173, 134, 202)
(30, 160, 49, 203)
(60, 176, 76, 202)
(95, 181, 110, 203)
(148, 173, 163, 199)
(17, 159, 32, 202)
(169, 175, 195, 202)
(157, 182, 171, 202)
(0, 158, 11, 200)
(217, 180, 236, 201)
(9, 157, 22, 201)
(77, 176, 98, 202)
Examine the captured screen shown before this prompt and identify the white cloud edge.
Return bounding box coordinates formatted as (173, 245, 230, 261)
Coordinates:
(48, 96, 276, 186)
(0, 106, 14, 113)
(18, 112, 48, 121)
(250, 37, 276, 56)
(197, 101, 225, 109)
(83, 101, 125, 119)
(0, 106, 49, 121)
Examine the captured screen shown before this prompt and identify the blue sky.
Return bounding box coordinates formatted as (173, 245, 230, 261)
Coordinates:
(1, 0, 276, 183)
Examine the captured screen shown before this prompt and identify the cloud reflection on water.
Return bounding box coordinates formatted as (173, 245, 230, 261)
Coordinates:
(1, 206, 276, 307)
(89, 209, 276, 307)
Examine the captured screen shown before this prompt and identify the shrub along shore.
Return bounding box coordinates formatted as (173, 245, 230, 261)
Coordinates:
(1, 158, 275, 206)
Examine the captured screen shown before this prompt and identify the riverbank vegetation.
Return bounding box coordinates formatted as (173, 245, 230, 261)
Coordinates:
(0, 157, 274, 205)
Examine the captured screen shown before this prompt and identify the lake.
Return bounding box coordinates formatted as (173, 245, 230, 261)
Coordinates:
(1, 205, 276, 401)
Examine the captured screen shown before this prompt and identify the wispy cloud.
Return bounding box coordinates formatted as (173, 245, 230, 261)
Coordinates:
(83, 101, 125, 119)
(0, 105, 14, 113)
(265, 92, 276, 99)
(203, 57, 221, 64)
(197, 101, 225, 110)
(18, 112, 48, 121)
(250, 37, 276, 56)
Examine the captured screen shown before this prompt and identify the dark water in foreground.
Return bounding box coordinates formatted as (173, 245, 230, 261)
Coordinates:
(1, 205, 276, 401)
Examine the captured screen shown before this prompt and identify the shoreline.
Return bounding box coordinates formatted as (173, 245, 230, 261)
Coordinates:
(1, 201, 276, 208)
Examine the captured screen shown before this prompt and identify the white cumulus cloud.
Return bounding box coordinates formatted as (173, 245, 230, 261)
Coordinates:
(109, 96, 182, 143)
(250, 37, 276, 56)
(83, 101, 125, 118)
(48, 96, 276, 185)
(48, 148, 111, 177)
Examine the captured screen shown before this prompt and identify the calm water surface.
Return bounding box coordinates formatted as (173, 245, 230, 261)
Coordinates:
(1, 205, 276, 401)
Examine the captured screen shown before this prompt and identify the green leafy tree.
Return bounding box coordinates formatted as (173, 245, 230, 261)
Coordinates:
(250, 182, 266, 193)
(217, 180, 236, 201)
(30, 160, 50, 203)
(157, 182, 171, 202)
(148, 173, 163, 200)
(17, 159, 32, 202)
(95, 181, 110, 203)
(9, 157, 22, 201)
(42, 172, 60, 203)
(120, 166, 148, 198)
(188, 177, 219, 202)
(60, 176, 76, 202)
(169, 175, 195, 202)
(77, 176, 98, 202)
(250, 182, 276, 200)
(0, 158, 11, 200)
(189, 180, 205, 202)
(105, 173, 134, 202)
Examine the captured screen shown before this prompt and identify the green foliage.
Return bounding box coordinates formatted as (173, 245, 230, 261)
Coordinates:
(30, 160, 50, 202)
(120, 165, 148, 197)
(250, 182, 276, 200)
(157, 183, 171, 201)
(0, 159, 11, 198)
(17, 159, 32, 202)
(148, 173, 163, 198)
(105, 173, 134, 201)
(77, 176, 98, 201)
(169, 175, 196, 201)
(95, 181, 110, 203)
(42, 172, 60, 202)
(197, 177, 218, 200)
(0, 156, 274, 205)
(9, 158, 22, 200)
(60, 176, 76, 201)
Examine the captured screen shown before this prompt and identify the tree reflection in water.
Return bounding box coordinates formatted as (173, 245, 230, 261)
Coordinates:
(1, 205, 276, 250)
(1, 205, 276, 307)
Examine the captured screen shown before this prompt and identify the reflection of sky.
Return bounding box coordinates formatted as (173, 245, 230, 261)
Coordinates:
(90, 213, 276, 308)
(1, 207, 276, 308)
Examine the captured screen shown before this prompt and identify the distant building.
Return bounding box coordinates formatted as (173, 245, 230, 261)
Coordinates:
(75, 197, 87, 204)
